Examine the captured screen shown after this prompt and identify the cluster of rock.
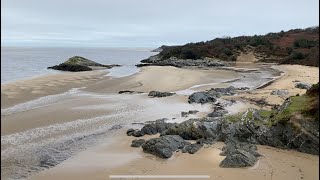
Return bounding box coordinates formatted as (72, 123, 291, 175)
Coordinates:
(48, 56, 120, 72)
(188, 86, 237, 104)
(126, 97, 319, 167)
(136, 55, 226, 68)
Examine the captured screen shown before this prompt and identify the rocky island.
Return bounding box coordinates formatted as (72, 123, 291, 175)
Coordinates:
(48, 56, 121, 72)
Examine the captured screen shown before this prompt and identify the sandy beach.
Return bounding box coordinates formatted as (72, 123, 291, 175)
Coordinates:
(1, 64, 319, 180)
(31, 130, 319, 180)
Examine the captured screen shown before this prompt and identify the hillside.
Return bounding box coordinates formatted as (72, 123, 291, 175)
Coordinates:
(152, 26, 319, 67)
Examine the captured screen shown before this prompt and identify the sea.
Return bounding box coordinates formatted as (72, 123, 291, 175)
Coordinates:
(1, 47, 158, 84)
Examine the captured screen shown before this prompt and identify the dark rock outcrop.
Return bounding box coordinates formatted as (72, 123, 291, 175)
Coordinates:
(142, 135, 191, 158)
(137, 56, 226, 68)
(48, 56, 120, 72)
(182, 143, 203, 154)
(219, 139, 260, 168)
(188, 87, 236, 104)
(127, 119, 176, 137)
(131, 139, 146, 147)
(48, 63, 92, 72)
(161, 118, 222, 140)
(220, 107, 319, 155)
(148, 91, 175, 97)
(295, 82, 312, 89)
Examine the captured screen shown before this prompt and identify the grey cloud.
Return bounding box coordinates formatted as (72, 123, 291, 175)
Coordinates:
(1, 0, 319, 47)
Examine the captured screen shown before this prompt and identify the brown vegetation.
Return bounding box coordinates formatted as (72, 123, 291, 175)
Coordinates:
(158, 27, 319, 66)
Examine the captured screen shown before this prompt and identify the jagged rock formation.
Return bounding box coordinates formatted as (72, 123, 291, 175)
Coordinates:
(141, 135, 191, 158)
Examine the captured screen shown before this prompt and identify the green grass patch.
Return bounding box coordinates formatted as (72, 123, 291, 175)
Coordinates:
(270, 95, 310, 125)
(224, 113, 242, 123)
(259, 110, 272, 119)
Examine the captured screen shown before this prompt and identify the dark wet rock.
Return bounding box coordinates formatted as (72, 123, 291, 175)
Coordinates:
(48, 56, 120, 72)
(182, 143, 203, 154)
(270, 89, 289, 96)
(188, 91, 218, 104)
(132, 130, 145, 137)
(140, 120, 176, 135)
(295, 82, 312, 89)
(142, 135, 191, 158)
(48, 63, 93, 72)
(131, 139, 146, 147)
(127, 119, 176, 137)
(126, 128, 136, 136)
(161, 118, 222, 140)
(219, 139, 260, 168)
(188, 87, 236, 104)
(137, 56, 226, 68)
(148, 91, 175, 97)
(181, 110, 199, 117)
(118, 90, 143, 94)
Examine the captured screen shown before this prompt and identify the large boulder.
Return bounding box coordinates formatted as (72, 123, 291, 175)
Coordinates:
(141, 135, 191, 158)
(161, 118, 222, 140)
(148, 91, 175, 97)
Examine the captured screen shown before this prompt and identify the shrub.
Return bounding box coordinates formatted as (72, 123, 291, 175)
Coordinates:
(294, 39, 318, 48)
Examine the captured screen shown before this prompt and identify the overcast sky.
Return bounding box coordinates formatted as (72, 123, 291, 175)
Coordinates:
(1, 0, 319, 48)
